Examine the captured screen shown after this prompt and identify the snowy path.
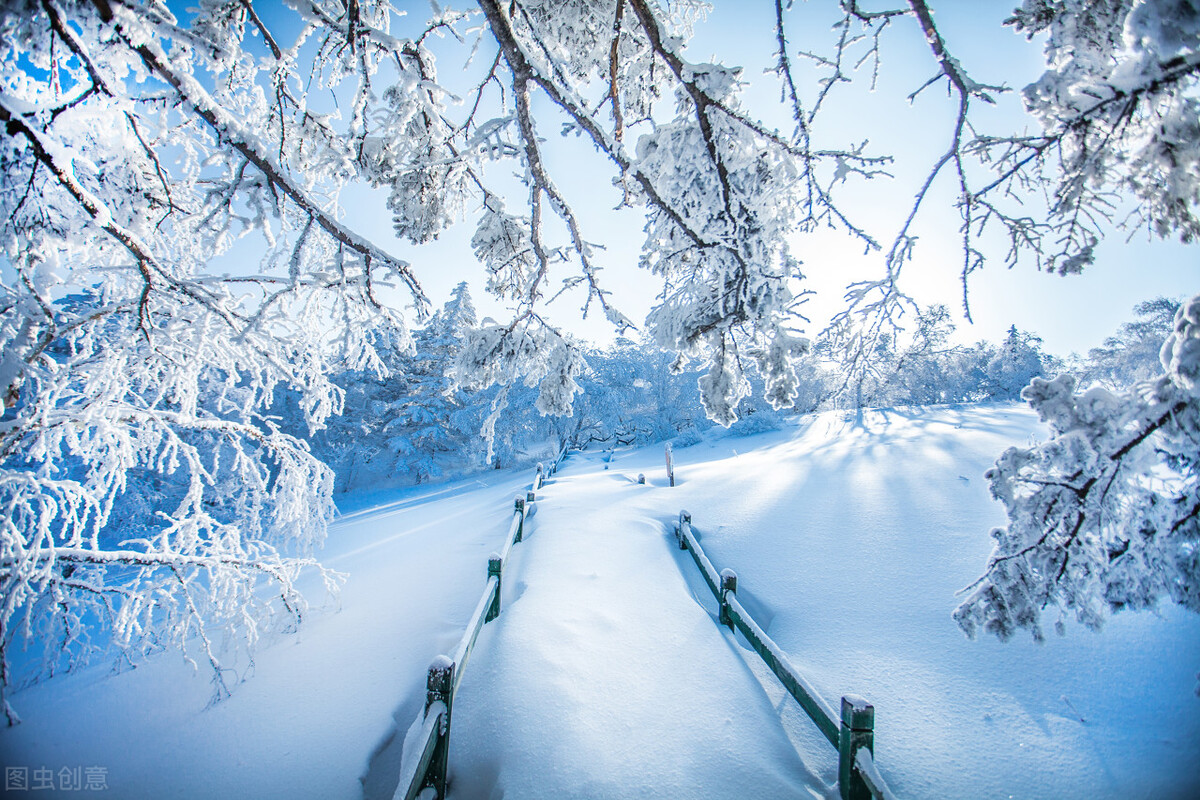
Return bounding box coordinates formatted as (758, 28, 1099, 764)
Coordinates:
(446, 459, 832, 799)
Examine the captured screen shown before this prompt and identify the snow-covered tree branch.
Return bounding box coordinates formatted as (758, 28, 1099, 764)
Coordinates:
(955, 296, 1200, 649)
(823, 0, 1198, 393)
(1, 0, 1196, 722)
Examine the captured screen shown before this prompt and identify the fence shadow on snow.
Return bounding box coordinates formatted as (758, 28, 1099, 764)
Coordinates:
(673, 510, 898, 800)
(392, 446, 567, 800)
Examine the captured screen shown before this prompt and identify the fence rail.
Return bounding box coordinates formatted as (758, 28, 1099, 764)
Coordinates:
(855, 749, 898, 800)
(674, 510, 897, 800)
(393, 445, 568, 800)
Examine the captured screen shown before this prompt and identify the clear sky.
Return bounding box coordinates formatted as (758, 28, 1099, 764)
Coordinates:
(281, 1, 1197, 358)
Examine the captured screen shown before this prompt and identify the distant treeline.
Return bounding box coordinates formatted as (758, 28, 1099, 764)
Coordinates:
(301, 285, 1180, 494)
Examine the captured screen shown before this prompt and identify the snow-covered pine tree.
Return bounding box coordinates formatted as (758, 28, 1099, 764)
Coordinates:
(984, 326, 1049, 400)
(385, 282, 484, 483)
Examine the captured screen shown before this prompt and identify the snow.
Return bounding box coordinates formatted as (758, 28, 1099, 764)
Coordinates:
(855, 748, 897, 800)
(636, 404, 1200, 799)
(446, 462, 825, 799)
(2, 404, 1198, 799)
(0, 469, 535, 800)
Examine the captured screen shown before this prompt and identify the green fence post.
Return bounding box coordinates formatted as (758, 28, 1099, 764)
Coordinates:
(423, 656, 455, 799)
(486, 555, 502, 622)
(514, 497, 525, 542)
(719, 569, 738, 630)
(838, 695, 875, 800)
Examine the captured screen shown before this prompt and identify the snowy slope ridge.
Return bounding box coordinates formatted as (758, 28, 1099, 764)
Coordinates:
(1, 404, 1197, 800)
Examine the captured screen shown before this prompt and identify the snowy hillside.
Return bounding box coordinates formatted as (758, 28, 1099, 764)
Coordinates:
(2, 404, 1197, 799)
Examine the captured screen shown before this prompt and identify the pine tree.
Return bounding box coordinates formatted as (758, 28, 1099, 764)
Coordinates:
(387, 283, 483, 483)
(985, 326, 1048, 400)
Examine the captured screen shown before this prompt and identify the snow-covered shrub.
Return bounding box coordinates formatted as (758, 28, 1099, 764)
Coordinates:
(671, 427, 705, 449)
(984, 326, 1049, 400)
(729, 409, 784, 436)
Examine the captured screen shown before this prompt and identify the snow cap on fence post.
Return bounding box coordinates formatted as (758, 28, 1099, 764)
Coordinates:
(838, 694, 875, 800)
(426, 655, 454, 713)
(719, 569, 738, 630)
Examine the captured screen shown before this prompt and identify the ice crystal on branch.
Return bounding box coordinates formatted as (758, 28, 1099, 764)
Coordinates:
(998, 0, 1200, 263)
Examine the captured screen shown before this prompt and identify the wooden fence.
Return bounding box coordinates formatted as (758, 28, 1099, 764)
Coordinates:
(674, 510, 898, 800)
(393, 446, 568, 800)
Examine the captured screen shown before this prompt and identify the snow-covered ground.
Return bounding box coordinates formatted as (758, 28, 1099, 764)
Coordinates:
(3, 404, 1198, 799)
(0, 470, 537, 800)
